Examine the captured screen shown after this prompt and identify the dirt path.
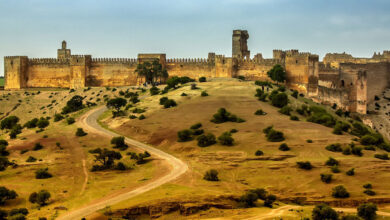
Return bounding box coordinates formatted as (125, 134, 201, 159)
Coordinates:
(79, 159, 88, 196)
(57, 106, 189, 220)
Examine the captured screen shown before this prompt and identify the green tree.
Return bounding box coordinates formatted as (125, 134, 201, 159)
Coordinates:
(357, 203, 377, 220)
(0, 116, 19, 130)
(312, 204, 339, 220)
(106, 98, 127, 115)
(29, 190, 51, 206)
(267, 64, 286, 84)
(89, 148, 122, 170)
(0, 186, 17, 205)
(62, 95, 84, 114)
(203, 169, 219, 181)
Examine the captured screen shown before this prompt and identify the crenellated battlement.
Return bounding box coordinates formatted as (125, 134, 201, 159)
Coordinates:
(28, 58, 70, 65)
(91, 58, 138, 64)
(166, 58, 209, 63)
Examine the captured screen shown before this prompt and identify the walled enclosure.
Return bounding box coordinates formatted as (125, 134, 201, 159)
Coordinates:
(4, 30, 390, 114)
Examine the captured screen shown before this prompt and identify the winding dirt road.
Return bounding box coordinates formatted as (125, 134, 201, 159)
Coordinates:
(57, 106, 188, 220)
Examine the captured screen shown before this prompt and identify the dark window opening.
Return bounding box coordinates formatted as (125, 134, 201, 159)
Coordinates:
(341, 80, 345, 87)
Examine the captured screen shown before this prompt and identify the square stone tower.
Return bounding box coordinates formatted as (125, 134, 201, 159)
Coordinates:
(57, 40, 71, 59)
(232, 30, 250, 59)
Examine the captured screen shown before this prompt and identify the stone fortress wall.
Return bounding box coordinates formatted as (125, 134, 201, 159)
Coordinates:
(4, 30, 390, 114)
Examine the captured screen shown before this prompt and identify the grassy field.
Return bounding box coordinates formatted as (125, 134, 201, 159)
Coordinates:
(98, 78, 390, 219)
(0, 77, 4, 87)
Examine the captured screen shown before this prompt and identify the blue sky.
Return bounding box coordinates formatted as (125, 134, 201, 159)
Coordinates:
(1, 0, 390, 75)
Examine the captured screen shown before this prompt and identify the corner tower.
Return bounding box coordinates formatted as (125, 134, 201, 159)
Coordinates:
(57, 40, 71, 59)
(232, 30, 250, 59)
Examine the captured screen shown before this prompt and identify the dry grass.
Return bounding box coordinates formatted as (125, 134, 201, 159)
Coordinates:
(100, 79, 390, 218)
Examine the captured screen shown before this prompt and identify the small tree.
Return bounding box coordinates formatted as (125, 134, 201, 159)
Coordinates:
(320, 173, 333, 183)
(203, 169, 219, 181)
(296, 161, 312, 170)
(36, 118, 49, 129)
(271, 93, 288, 108)
(255, 150, 264, 156)
(62, 95, 84, 114)
(332, 185, 350, 198)
(177, 129, 193, 142)
(325, 157, 339, 166)
(111, 136, 128, 151)
(106, 98, 127, 117)
(267, 64, 286, 84)
(239, 192, 258, 208)
(75, 128, 87, 137)
(35, 168, 52, 179)
(279, 143, 290, 151)
(218, 132, 234, 146)
(264, 194, 277, 208)
(89, 148, 122, 170)
(197, 134, 216, 147)
(357, 203, 377, 220)
(0, 116, 19, 130)
(0, 186, 17, 205)
(29, 190, 51, 206)
(312, 204, 339, 220)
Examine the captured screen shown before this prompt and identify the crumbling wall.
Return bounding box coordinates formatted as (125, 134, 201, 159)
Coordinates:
(26, 59, 71, 88)
(235, 59, 277, 81)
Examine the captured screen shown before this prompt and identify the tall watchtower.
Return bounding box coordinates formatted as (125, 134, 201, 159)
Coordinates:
(57, 40, 71, 59)
(232, 30, 250, 60)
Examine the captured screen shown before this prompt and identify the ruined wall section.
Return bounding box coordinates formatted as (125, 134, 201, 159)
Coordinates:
(284, 50, 319, 93)
(87, 58, 138, 87)
(4, 56, 29, 90)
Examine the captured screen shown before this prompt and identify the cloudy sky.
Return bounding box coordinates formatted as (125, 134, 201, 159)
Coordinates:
(0, 0, 389, 75)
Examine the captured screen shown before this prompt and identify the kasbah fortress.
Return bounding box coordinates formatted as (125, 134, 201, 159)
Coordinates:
(4, 30, 390, 115)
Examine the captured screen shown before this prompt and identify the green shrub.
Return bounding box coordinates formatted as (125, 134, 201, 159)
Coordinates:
(351, 122, 370, 137)
(66, 117, 75, 125)
(292, 90, 298, 98)
(199, 77, 206, 82)
(218, 132, 234, 146)
(306, 139, 313, 143)
(111, 136, 128, 151)
(254, 109, 266, 115)
(230, 129, 238, 133)
(192, 129, 204, 135)
(181, 92, 187, 96)
(177, 129, 193, 142)
(320, 173, 332, 183)
(325, 157, 339, 166)
(259, 93, 268, 101)
(53, 114, 64, 122)
(357, 203, 377, 220)
(290, 115, 299, 121)
(26, 156, 37, 162)
(264, 127, 285, 142)
(1, 116, 19, 130)
(312, 204, 338, 220)
(239, 192, 258, 208)
(332, 185, 350, 198)
(163, 99, 177, 108)
(255, 150, 264, 156)
(201, 91, 209, 97)
(190, 123, 202, 130)
(139, 114, 146, 120)
(23, 118, 38, 128)
(75, 128, 87, 137)
(159, 97, 168, 105)
(197, 134, 216, 147)
(363, 145, 376, 151)
(360, 133, 383, 146)
(296, 161, 312, 170)
(263, 194, 277, 208)
(149, 86, 160, 95)
(271, 93, 288, 108)
(35, 168, 52, 179)
(363, 183, 372, 189)
(279, 105, 292, 115)
(343, 147, 351, 155)
(29, 190, 51, 206)
(346, 168, 355, 176)
(351, 145, 363, 157)
(279, 143, 290, 151)
(331, 165, 341, 173)
(62, 95, 84, 114)
(363, 189, 376, 196)
(203, 169, 219, 181)
(210, 108, 244, 124)
(326, 143, 342, 152)
(307, 112, 336, 127)
(129, 115, 137, 119)
(33, 143, 43, 151)
(374, 153, 389, 160)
